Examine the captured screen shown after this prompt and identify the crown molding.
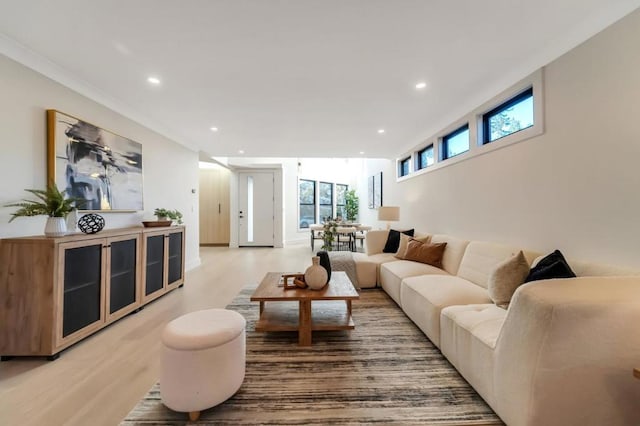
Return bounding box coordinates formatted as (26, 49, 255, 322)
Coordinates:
(0, 32, 199, 152)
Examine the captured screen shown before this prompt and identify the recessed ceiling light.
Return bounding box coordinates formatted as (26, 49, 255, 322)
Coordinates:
(147, 76, 161, 85)
(238, 150, 244, 154)
(210, 127, 218, 132)
(359, 151, 365, 155)
(377, 129, 385, 134)
(415, 81, 427, 89)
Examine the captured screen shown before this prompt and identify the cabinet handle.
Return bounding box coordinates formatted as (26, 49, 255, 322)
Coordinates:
(219, 203, 221, 214)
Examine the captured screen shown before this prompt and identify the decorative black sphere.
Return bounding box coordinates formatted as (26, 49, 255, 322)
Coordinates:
(77, 213, 105, 234)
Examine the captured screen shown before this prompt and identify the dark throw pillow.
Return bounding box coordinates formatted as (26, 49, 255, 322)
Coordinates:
(524, 249, 576, 283)
(383, 229, 415, 253)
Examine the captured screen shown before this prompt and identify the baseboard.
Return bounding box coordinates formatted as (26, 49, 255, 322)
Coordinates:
(185, 257, 201, 271)
(285, 238, 308, 246)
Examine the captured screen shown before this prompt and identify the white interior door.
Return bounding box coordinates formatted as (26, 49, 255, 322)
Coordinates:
(238, 171, 275, 246)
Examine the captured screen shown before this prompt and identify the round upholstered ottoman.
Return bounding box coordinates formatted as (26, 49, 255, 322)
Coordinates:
(160, 309, 246, 421)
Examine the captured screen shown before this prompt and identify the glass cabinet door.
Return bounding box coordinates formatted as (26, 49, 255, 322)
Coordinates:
(167, 231, 183, 287)
(144, 233, 166, 299)
(108, 237, 138, 317)
(61, 243, 103, 338)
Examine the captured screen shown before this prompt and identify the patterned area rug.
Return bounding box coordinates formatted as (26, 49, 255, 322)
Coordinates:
(122, 286, 503, 425)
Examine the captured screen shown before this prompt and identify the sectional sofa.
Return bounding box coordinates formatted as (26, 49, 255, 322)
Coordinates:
(352, 230, 640, 426)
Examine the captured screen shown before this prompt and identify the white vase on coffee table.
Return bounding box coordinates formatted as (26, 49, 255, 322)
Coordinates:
(304, 256, 328, 290)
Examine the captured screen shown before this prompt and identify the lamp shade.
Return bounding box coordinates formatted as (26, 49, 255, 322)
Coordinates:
(378, 206, 400, 222)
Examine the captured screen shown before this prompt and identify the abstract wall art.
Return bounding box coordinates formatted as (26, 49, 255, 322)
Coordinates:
(368, 175, 374, 209)
(47, 110, 143, 211)
(373, 171, 383, 208)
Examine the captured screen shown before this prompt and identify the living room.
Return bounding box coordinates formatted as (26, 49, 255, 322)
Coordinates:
(1, 2, 640, 425)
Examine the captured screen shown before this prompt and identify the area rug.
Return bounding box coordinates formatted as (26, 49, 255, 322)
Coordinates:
(122, 286, 503, 425)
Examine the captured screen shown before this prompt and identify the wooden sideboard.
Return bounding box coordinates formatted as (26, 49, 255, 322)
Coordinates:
(0, 225, 185, 360)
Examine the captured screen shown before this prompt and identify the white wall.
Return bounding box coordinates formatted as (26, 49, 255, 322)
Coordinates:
(358, 159, 393, 229)
(0, 54, 201, 269)
(374, 9, 640, 268)
(224, 157, 368, 246)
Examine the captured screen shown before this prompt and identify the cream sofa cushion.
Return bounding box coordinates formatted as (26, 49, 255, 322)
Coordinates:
(456, 241, 537, 289)
(536, 255, 640, 277)
(487, 251, 530, 308)
(430, 234, 470, 275)
(494, 276, 640, 426)
(364, 230, 389, 255)
(440, 304, 506, 408)
(352, 257, 377, 289)
(399, 275, 492, 348)
(352, 252, 397, 288)
(379, 260, 449, 306)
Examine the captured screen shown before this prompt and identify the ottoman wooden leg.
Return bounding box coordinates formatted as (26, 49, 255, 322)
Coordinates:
(189, 411, 200, 421)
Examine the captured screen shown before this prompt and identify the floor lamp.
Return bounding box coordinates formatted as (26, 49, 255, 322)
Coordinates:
(378, 206, 400, 230)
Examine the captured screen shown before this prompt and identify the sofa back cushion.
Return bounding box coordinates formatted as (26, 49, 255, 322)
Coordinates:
(430, 234, 470, 275)
(532, 255, 640, 277)
(383, 229, 414, 253)
(365, 230, 389, 255)
(366, 229, 431, 256)
(457, 241, 537, 289)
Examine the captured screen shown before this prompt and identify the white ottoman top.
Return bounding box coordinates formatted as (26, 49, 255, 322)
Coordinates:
(162, 309, 246, 351)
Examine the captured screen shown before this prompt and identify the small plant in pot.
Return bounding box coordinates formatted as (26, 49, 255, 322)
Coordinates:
(154, 208, 183, 224)
(321, 220, 338, 251)
(5, 183, 83, 237)
(345, 189, 359, 222)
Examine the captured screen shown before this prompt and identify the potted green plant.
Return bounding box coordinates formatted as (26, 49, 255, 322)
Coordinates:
(345, 189, 359, 222)
(321, 220, 338, 251)
(5, 183, 82, 237)
(154, 208, 183, 224)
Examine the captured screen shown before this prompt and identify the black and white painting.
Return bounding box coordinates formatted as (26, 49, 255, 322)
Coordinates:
(368, 175, 374, 209)
(373, 172, 383, 208)
(47, 110, 143, 211)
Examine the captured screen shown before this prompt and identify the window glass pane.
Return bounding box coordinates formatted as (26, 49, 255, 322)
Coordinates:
(419, 146, 434, 169)
(336, 184, 347, 205)
(319, 182, 333, 205)
(485, 89, 534, 143)
(299, 180, 315, 204)
(319, 205, 333, 222)
(336, 206, 346, 220)
(299, 204, 315, 228)
(299, 179, 315, 229)
(443, 125, 469, 159)
(399, 158, 410, 177)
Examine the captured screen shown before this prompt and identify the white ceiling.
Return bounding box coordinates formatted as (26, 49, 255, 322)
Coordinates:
(1, 1, 639, 159)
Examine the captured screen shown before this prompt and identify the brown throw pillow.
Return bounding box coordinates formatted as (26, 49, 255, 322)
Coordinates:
(395, 235, 431, 259)
(488, 251, 530, 309)
(403, 240, 447, 268)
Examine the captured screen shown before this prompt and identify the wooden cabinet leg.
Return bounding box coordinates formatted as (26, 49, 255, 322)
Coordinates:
(47, 353, 60, 361)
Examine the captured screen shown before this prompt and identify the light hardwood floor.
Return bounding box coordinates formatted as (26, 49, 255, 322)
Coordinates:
(0, 244, 313, 426)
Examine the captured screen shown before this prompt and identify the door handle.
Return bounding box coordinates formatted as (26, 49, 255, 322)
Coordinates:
(218, 203, 221, 214)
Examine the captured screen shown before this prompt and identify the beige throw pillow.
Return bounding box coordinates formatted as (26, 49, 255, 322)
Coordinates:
(395, 234, 431, 259)
(488, 251, 530, 309)
(403, 240, 447, 268)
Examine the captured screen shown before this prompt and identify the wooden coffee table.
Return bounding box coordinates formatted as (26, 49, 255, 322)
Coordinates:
(250, 271, 359, 346)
